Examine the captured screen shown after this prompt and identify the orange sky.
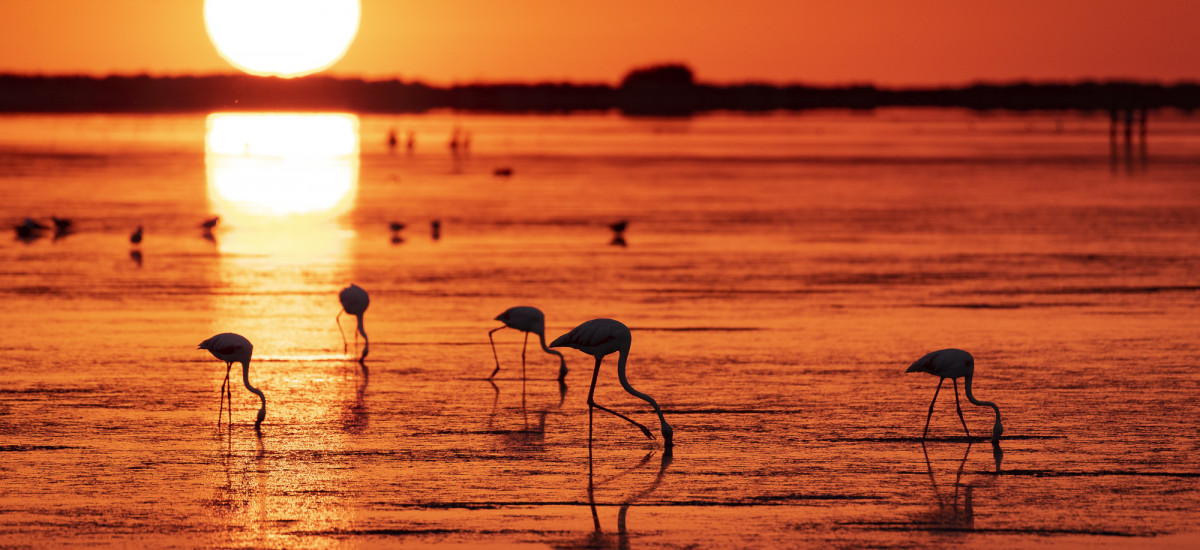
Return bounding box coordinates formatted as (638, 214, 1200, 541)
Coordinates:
(2, 0, 1199, 86)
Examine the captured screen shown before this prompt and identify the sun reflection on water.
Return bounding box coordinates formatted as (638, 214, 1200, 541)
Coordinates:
(206, 112, 358, 232)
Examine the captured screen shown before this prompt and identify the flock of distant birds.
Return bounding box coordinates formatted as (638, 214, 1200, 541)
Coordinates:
(14, 214, 1002, 448)
(15, 216, 629, 248)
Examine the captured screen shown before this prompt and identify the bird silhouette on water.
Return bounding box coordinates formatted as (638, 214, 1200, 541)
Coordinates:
(51, 216, 72, 239)
(337, 284, 370, 363)
(130, 225, 143, 246)
(906, 348, 1003, 442)
(389, 222, 405, 244)
(609, 220, 628, 246)
(488, 306, 567, 382)
(14, 218, 49, 240)
(198, 332, 266, 430)
(551, 319, 673, 447)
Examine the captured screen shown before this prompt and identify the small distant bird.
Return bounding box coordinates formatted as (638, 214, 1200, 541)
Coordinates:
(200, 216, 220, 230)
(609, 220, 628, 246)
(14, 218, 49, 239)
(551, 319, 672, 447)
(130, 226, 143, 245)
(337, 284, 370, 362)
(493, 167, 513, 177)
(488, 306, 567, 382)
(198, 332, 266, 430)
(51, 216, 72, 232)
(906, 349, 1003, 442)
(431, 220, 442, 241)
(389, 222, 405, 233)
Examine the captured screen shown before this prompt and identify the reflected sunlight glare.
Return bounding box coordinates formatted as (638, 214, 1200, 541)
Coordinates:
(205, 112, 359, 258)
(206, 113, 358, 219)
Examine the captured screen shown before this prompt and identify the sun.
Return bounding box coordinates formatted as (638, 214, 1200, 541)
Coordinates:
(204, 0, 360, 78)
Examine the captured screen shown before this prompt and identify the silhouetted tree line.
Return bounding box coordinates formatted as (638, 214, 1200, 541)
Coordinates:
(2, 64, 1198, 115)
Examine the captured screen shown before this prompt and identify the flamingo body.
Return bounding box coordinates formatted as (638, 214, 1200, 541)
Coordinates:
(488, 306, 566, 381)
(130, 226, 143, 245)
(551, 319, 673, 447)
(906, 348, 1003, 442)
(198, 332, 266, 428)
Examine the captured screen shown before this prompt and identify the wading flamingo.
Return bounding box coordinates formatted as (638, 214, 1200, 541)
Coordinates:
(551, 319, 672, 447)
(198, 332, 265, 429)
(906, 348, 1003, 442)
(337, 284, 370, 362)
(488, 306, 567, 382)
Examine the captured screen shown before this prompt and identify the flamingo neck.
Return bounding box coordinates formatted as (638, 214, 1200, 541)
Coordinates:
(356, 314, 369, 360)
(241, 361, 266, 417)
(614, 346, 674, 447)
(964, 374, 1002, 438)
(537, 332, 567, 377)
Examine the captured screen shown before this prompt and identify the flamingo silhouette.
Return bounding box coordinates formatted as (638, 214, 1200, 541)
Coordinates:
(130, 225, 143, 246)
(337, 284, 370, 362)
(198, 332, 266, 430)
(550, 319, 672, 447)
(488, 306, 567, 382)
(906, 348, 1003, 442)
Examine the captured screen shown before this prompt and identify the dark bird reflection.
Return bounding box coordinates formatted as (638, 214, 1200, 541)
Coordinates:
(567, 448, 673, 550)
(340, 366, 370, 435)
(129, 250, 143, 267)
(489, 374, 566, 453)
(909, 442, 983, 531)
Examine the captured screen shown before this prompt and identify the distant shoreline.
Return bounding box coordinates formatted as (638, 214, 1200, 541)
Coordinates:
(1, 72, 1198, 115)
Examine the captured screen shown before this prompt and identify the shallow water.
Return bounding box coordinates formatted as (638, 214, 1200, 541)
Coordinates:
(1, 110, 1199, 548)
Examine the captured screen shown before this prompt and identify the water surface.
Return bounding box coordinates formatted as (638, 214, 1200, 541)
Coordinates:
(1, 110, 1199, 548)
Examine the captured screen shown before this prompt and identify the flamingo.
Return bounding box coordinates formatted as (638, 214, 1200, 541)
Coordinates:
(130, 225, 143, 246)
(906, 348, 1003, 442)
(337, 284, 370, 362)
(488, 306, 567, 382)
(198, 332, 266, 429)
(550, 319, 672, 447)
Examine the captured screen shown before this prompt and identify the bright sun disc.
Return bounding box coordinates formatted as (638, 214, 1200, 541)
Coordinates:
(204, 0, 360, 78)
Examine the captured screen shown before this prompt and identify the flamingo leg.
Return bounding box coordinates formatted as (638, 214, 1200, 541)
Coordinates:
(488, 326, 505, 379)
(922, 378, 944, 439)
(952, 378, 972, 439)
(336, 310, 348, 353)
(218, 362, 232, 426)
(521, 331, 528, 380)
(586, 356, 654, 440)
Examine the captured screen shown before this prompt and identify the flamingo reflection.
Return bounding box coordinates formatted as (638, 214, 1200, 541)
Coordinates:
(570, 449, 673, 549)
(340, 370, 370, 434)
(905, 441, 1002, 532)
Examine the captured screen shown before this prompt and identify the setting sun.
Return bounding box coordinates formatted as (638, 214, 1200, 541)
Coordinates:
(204, 0, 360, 78)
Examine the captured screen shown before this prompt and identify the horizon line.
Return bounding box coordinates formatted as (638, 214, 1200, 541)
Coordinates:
(3, 71, 1197, 90)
